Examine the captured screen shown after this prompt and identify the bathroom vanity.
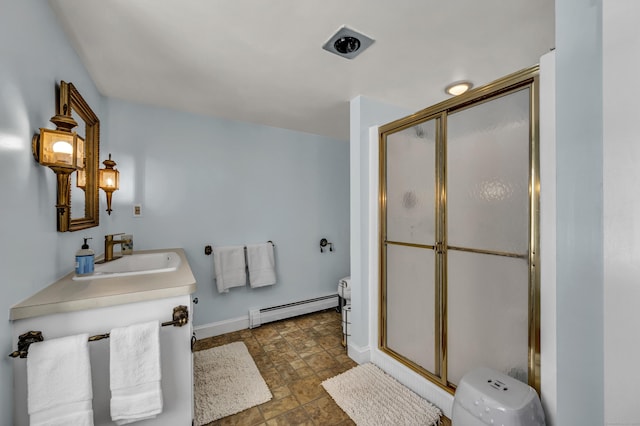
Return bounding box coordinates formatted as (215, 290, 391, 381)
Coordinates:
(10, 248, 197, 426)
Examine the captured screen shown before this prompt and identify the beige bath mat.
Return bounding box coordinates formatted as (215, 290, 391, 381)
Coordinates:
(194, 341, 272, 425)
(322, 363, 441, 426)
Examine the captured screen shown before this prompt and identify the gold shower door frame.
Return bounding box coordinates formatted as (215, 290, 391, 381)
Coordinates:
(378, 65, 541, 394)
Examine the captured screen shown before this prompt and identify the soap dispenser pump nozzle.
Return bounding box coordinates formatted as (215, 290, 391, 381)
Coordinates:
(82, 237, 92, 249)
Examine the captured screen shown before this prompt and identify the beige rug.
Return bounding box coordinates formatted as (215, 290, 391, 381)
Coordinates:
(194, 341, 272, 425)
(322, 363, 441, 426)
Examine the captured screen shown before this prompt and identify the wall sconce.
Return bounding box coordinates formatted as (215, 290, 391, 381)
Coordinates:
(99, 153, 119, 215)
(32, 92, 82, 232)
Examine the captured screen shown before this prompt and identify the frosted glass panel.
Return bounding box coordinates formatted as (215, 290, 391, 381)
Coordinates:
(386, 244, 437, 374)
(447, 89, 530, 254)
(386, 120, 436, 245)
(447, 250, 529, 385)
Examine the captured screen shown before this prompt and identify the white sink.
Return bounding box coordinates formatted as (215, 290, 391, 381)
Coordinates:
(72, 251, 181, 281)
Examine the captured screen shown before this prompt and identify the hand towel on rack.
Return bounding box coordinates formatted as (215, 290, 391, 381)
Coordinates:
(246, 243, 277, 288)
(213, 245, 247, 293)
(27, 333, 94, 426)
(110, 320, 162, 425)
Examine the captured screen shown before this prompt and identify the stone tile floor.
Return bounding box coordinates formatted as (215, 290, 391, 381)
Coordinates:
(193, 309, 358, 425)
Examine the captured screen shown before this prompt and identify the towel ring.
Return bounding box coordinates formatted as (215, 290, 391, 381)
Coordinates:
(320, 238, 333, 253)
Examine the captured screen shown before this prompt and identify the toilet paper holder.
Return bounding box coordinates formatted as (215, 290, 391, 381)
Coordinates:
(320, 238, 333, 253)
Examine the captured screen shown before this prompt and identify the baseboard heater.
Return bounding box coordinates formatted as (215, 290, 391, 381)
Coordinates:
(249, 294, 338, 328)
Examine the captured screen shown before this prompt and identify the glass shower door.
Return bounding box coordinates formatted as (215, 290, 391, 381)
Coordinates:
(383, 118, 440, 377)
(446, 88, 531, 385)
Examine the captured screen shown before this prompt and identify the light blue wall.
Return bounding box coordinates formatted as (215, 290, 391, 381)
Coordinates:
(104, 99, 350, 326)
(555, 0, 604, 424)
(0, 1, 108, 424)
(349, 96, 409, 349)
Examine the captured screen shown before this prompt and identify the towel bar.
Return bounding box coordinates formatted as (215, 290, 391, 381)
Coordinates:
(204, 240, 275, 256)
(8, 305, 189, 359)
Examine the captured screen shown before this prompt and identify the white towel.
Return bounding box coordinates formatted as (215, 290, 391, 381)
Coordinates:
(110, 321, 163, 425)
(27, 333, 94, 426)
(246, 243, 277, 288)
(213, 245, 247, 293)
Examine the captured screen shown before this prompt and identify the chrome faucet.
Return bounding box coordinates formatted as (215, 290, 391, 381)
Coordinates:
(104, 233, 133, 262)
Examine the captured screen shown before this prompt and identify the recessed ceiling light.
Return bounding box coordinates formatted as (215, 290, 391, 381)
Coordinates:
(322, 26, 374, 60)
(445, 81, 473, 96)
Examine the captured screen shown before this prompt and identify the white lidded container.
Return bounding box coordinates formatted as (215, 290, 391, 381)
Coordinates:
(452, 367, 545, 426)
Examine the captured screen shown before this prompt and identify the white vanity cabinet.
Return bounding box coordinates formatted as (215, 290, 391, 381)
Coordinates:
(10, 248, 196, 426)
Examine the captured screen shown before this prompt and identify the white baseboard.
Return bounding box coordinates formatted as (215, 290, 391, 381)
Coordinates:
(347, 342, 371, 364)
(254, 294, 338, 327)
(194, 294, 339, 339)
(193, 315, 249, 339)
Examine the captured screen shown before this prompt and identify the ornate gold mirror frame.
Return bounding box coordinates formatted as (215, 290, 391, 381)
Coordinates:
(66, 82, 99, 231)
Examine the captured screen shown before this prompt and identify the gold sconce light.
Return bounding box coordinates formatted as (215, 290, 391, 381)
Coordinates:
(99, 154, 119, 215)
(32, 90, 83, 231)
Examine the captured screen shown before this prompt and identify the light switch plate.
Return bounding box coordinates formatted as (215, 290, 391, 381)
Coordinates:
(133, 204, 143, 217)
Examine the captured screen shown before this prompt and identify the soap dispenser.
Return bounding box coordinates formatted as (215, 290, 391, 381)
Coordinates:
(75, 237, 95, 275)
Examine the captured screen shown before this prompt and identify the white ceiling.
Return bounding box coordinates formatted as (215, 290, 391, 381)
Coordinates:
(48, 0, 555, 141)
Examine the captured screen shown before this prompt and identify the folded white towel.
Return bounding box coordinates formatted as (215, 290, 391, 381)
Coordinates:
(110, 321, 163, 425)
(213, 245, 247, 293)
(246, 243, 277, 288)
(27, 333, 94, 426)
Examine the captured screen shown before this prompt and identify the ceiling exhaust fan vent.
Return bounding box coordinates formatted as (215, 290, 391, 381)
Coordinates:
(322, 26, 375, 60)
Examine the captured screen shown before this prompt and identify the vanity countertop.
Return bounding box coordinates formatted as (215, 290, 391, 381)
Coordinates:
(10, 248, 196, 321)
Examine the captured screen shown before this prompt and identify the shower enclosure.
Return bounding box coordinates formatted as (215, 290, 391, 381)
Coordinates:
(378, 66, 540, 393)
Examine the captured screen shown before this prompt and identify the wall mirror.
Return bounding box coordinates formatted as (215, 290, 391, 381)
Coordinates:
(65, 82, 100, 231)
